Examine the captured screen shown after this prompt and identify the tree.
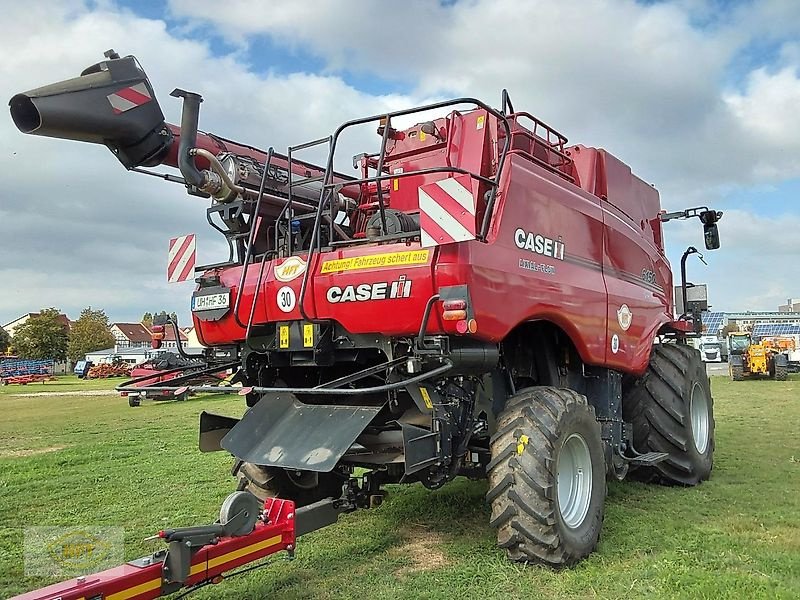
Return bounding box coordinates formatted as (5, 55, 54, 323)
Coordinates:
(720, 323, 739, 337)
(13, 308, 68, 361)
(141, 312, 153, 327)
(67, 307, 115, 362)
(0, 326, 10, 354)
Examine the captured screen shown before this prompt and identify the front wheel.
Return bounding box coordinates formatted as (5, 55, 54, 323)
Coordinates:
(486, 387, 606, 566)
(623, 343, 714, 485)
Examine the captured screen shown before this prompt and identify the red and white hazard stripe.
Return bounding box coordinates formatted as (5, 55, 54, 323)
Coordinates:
(168, 234, 196, 283)
(106, 82, 152, 114)
(418, 175, 477, 247)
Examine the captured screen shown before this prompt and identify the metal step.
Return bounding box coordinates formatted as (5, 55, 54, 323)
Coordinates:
(625, 451, 670, 466)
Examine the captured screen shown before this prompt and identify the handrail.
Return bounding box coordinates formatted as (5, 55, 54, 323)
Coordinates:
(298, 96, 513, 323)
(232, 147, 274, 329)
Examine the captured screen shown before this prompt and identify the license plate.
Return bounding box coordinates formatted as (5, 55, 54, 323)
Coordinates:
(192, 292, 230, 311)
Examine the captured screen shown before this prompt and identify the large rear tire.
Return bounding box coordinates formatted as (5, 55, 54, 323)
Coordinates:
(730, 364, 744, 381)
(774, 363, 788, 381)
(234, 462, 347, 507)
(623, 343, 714, 485)
(487, 387, 606, 566)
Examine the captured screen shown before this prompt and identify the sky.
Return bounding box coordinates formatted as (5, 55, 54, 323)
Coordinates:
(1, 0, 799, 327)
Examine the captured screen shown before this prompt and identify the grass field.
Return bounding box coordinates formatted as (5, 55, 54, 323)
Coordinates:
(1, 375, 798, 599)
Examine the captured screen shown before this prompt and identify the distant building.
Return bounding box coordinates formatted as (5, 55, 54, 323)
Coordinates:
(725, 311, 800, 332)
(161, 325, 188, 350)
(182, 326, 205, 348)
(3, 312, 71, 338)
(109, 322, 188, 350)
(109, 323, 151, 348)
(85, 346, 152, 366)
(778, 298, 800, 313)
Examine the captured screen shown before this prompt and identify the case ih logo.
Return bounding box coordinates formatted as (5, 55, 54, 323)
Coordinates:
(514, 228, 566, 261)
(106, 83, 153, 114)
(418, 175, 476, 248)
(274, 256, 307, 282)
(327, 275, 412, 303)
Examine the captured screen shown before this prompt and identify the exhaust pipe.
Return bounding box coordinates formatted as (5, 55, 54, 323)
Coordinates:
(9, 50, 172, 169)
(170, 88, 204, 188)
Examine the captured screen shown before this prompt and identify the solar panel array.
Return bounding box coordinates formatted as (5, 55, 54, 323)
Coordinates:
(751, 323, 800, 339)
(701, 312, 726, 335)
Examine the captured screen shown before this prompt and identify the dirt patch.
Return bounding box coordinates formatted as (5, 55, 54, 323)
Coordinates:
(392, 526, 451, 576)
(0, 445, 65, 458)
(12, 390, 116, 397)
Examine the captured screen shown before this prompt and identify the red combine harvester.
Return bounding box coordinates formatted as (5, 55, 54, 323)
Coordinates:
(10, 50, 723, 596)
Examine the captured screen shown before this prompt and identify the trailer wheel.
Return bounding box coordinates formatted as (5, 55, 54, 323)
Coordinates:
(623, 343, 714, 485)
(128, 395, 141, 407)
(235, 462, 347, 507)
(486, 387, 606, 566)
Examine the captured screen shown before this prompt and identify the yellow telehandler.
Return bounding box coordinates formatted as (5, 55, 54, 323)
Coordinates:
(728, 332, 789, 381)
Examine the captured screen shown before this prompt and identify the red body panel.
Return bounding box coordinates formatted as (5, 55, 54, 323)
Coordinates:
(193, 112, 673, 377)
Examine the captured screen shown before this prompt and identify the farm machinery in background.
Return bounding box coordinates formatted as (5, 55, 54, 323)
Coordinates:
(0, 358, 55, 385)
(121, 329, 233, 406)
(728, 332, 793, 381)
(10, 49, 724, 597)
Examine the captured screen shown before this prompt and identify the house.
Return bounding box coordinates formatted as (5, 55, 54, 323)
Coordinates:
(85, 346, 152, 366)
(109, 322, 189, 350)
(182, 326, 205, 348)
(109, 323, 151, 348)
(3, 312, 71, 338)
(2, 312, 72, 373)
(162, 325, 189, 350)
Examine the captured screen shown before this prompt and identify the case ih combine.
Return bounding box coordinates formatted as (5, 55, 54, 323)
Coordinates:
(10, 50, 723, 597)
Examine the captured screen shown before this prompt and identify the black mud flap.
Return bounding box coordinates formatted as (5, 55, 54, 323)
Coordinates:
(199, 411, 240, 453)
(401, 423, 439, 475)
(220, 393, 384, 473)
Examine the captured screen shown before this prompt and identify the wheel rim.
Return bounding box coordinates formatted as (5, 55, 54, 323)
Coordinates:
(556, 433, 593, 529)
(690, 382, 710, 454)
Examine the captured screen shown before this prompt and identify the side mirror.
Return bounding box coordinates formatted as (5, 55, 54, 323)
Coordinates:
(699, 209, 722, 250)
(704, 223, 720, 250)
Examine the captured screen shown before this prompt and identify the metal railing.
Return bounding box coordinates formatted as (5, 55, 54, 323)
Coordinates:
(296, 96, 514, 322)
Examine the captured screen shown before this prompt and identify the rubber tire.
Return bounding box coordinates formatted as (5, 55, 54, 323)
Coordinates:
(486, 387, 606, 566)
(623, 343, 714, 486)
(128, 396, 141, 407)
(235, 462, 347, 507)
(731, 364, 744, 381)
(775, 363, 788, 381)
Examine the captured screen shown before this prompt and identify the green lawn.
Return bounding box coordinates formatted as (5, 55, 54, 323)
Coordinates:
(1, 375, 798, 599)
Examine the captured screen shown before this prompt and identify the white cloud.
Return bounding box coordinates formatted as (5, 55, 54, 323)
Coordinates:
(2, 0, 799, 326)
(723, 66, 800, 179)
(0, 1, 421, 325)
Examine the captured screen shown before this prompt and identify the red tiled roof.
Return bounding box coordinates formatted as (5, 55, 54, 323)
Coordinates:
(162, 327, 188, 342)
(111, 322, 151, 343)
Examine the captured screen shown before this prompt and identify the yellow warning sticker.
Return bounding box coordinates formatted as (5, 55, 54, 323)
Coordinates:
(476, 115, 485, 130)
(419, 130, 427, 142)
(393, 178, 399, 191)
(303, 324, 314, 348)
(320, 249, 430, 273)
(279, 325, 289, 349)
(419, 386, 433, 409)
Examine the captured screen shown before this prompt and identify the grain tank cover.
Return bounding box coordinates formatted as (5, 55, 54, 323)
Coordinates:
(9, 52, 171, 169)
